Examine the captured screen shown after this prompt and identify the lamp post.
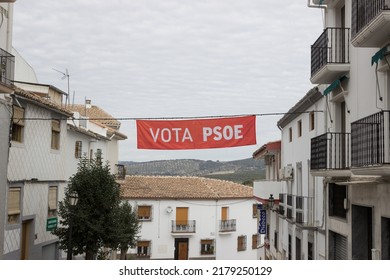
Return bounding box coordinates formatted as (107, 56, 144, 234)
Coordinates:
(268, 194, 275, 210)
(67, 191, 78, 260)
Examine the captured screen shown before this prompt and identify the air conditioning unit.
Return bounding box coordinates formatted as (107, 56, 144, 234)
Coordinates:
(284, 165, 294, 180)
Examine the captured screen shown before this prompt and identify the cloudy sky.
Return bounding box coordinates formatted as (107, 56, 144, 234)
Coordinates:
(11, 1, 324, 162)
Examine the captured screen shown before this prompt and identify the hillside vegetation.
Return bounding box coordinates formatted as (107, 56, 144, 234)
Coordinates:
(120, 158, 265, 185)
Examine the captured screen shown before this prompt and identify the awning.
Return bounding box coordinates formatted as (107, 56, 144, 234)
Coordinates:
(323, 75, 348, 96)
(371, 46, 389, 66)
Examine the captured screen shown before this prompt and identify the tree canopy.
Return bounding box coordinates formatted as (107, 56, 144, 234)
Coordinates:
(54, 156, 139, 260)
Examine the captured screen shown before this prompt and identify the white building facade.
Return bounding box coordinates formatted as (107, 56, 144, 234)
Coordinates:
(121, 176, 259, 260)
(308, 0, 390, 259)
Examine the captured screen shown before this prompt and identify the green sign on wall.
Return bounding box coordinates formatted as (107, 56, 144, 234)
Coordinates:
(46, 217, 58, 231)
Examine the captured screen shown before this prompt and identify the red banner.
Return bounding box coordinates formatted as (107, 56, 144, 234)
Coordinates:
(137, 115, 256, 150)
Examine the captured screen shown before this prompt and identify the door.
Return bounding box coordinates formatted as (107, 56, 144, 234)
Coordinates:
(21, 220, 33, 260)
(382, 217, 390, 260)
(174, 238, 189, 260)
(352, 205, 373, 260)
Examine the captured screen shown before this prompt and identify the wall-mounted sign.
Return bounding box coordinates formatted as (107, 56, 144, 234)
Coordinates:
(46, 217, 58, 231)
(136, 115, 256, 150)
(258, 209, 266, 234)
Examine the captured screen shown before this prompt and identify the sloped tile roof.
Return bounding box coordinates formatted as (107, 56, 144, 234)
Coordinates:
(69, 104, 121, 128)
(120, 175, 253, 200)
(14, 87, 73, 116)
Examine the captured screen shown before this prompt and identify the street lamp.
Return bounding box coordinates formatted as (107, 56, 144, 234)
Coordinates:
(268, 194, 275, 210)
(67, 191, 78, 260)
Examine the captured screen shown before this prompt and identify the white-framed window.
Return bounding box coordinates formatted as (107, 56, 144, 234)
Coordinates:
(137, 241, 151, 256)
(137, 205, 152, 221)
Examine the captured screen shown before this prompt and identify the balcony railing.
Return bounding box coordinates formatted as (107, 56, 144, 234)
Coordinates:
(311, 27, 350, 80)
(0, 48, 15, 89)
(351, 111, 390, 168)
(219, 219, 236, 232)
(311, 132, 351, 171)
(351, 0, 390, 47)
(352, 0, 390, 38)
(171, 220, 196, 233)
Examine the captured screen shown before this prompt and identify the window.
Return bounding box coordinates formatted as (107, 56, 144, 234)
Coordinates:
(237, 235, 247, 251)
(96, 148, 102, 165)
(309, 111, 315, 131)
(48, 186, 58, 217)
(252, 234, 259, 249)
(51, 120, 60, 150)
(289, 127, 293, 142)
(75, 141, 82, 158)
(274, 231, 279, 250)
(137, 205, 152, 220)
(7, 187, 21, 224)
(252, 204, 258, 218)
(308, 241, 313, 260)
(137, 241, 151, 256)
(11, 106, 24, 143)
(298, 120, 302, 137)
(201, 239, 214, 255)
(329, 183, 347, 218)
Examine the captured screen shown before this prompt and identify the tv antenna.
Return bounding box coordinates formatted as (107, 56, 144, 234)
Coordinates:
(52, 68, 70, 107)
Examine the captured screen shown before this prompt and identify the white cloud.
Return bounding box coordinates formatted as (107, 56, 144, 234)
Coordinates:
(12, 0, 324, 161)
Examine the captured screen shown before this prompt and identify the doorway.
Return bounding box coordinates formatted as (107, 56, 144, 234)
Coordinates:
(21, 219, 33, 260)
(352, 205, 373, 259)
(174, 238, 189, 260)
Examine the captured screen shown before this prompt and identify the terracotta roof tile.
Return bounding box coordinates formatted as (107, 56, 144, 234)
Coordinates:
(69, 104, 121, 128)
(120, 175, 253, 200)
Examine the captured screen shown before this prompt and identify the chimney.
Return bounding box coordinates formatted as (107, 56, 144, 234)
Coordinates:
(85, 99, 92, 109)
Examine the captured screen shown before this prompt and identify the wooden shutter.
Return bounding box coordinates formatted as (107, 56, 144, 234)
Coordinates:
(8, 188, 21, 215)
(221, 207, 228, 221)
(176, 207, 188, 225)
(138, 206, 151, 219)
(52, 120, 60, 132)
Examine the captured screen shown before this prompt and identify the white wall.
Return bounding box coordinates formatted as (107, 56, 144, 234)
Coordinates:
(127, 198, 258, 260)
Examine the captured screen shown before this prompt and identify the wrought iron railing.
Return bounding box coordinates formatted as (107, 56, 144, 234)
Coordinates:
(311, 132, 351, 170)
(0, 48, 15, 87)
(351, 111, 390, 167)
(352, 0, 390, 38)
(219, 219, 236, 232)
(171, 220, 196, 233)
(311, 27, 350, 77)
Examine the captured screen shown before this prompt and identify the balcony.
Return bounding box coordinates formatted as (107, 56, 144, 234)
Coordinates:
(219, 219, 236, 233)
(351, 111, 390, 176)
(351, 0, 390, 47)
(310, 132, 351, 177)
(0, 48, 15, 93)
(171, 220, 196, 234)
(310, 27, 350, 84)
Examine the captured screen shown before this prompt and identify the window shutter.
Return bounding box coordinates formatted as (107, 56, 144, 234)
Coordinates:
(8, 188, 21, 215)
(13, 106, 25, 126)
(48, 187, 58, 210)
(52, 120, 60, 132)
(138, 206, 151, 218)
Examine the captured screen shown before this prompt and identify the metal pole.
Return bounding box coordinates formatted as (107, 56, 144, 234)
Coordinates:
(67, 214, 73, 260)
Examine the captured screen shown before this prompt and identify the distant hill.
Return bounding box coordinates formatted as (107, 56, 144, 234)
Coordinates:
(119, 158, 265, 185)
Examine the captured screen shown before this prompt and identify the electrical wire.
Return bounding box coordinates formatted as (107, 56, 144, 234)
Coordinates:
(6, 110, 324, 121)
